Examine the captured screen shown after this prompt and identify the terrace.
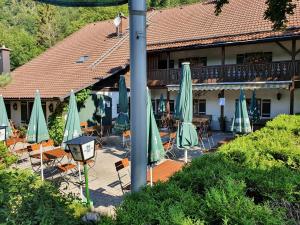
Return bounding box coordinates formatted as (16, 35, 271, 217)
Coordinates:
(148, 60, 299, 86)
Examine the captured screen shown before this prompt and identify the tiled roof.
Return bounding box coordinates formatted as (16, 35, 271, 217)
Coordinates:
(1, 0, 300, 98)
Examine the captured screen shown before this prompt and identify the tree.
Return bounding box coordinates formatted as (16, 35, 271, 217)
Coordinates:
(215, 0, 296, 30)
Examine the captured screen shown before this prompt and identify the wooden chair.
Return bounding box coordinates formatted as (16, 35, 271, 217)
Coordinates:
(115, 158, 131, 193)
(163, 132, 177, 159)
(122, 130, 131, 149)
(27, 143, 53, 172)
(80, 121, 88, 129)
(6, 137, 28, 165)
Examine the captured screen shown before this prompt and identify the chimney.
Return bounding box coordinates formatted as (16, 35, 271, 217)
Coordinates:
(115, 12, 126, 37)
(0, 45, 10, 74)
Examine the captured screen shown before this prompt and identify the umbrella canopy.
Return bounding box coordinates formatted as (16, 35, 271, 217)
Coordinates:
(96, 94, 106, 118)
(231, 89, 251, 134)
(176, 62, 198, 149)
(62, 90, 82, 148)
(174, 93, 181, 120)
(114, 76, 130, 134)
(0, 95, 12, 137)
(147, 88, 165, 166)
(158, 94, 166, 114)
(249, 90, 260, 123)
(26, 90, 49, 143)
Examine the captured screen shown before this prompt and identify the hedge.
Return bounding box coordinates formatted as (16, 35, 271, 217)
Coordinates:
(102, 115, 300, 225)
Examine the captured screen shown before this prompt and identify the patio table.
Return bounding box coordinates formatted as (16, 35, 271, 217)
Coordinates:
(44, 148, 67, 160)
(147, 160, 184, 184)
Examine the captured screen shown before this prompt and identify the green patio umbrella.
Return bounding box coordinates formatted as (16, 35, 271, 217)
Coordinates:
(249, 90, 260, 131)
(114, 76, 129, 134)
(231, 89, 251, 134)
(147, 88, 165, 186)
(62, 90, 84, 200)
(0, 95, 12, 138)
(26, 90, 49, 180)
(96, 94, 106, 137)
(62, 90, 82, 148)
(176, 62, 198, 163)
(158, 94, 166, 114)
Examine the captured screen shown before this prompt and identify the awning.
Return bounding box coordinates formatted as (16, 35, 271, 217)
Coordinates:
(167, 81, 292, 91)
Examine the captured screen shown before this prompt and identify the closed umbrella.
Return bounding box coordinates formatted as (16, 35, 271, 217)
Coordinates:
(26, 90, 49, 180)
(158, 94, 165, 114)
(62, 90, 84, 200)
(0, 95, 12, 138)
(114, 75, 129, 134)
(96, 94, 106, 137)
(147, 88, 165, 186)
(176, 62, 198, 163)
(249, 90, 260, 131)
(231, 89, 251, 134)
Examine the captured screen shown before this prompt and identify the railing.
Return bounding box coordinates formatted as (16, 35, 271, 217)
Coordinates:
(148, 61, 299, 85)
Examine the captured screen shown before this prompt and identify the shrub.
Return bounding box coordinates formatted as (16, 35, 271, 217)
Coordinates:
(102, 115, 300, 225)
(0, 142, 17, 169)
(0, 169, 87, 225)
(115, 183, 203, 225)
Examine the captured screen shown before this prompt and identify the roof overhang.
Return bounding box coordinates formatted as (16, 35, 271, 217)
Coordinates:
(167, 81, 292, 91)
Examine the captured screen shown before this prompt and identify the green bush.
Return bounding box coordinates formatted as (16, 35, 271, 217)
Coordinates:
(102, 115, 300, 225)
(0, 142, 17, 169)
(115, 183, 204, 225)
(0, 169, 87, 225)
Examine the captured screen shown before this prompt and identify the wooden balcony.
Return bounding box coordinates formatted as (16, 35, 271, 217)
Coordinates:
(148, 61, 299, 86)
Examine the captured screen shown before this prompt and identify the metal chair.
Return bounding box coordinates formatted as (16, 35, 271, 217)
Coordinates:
(163, 132, 177, 159)
(115, 158, 131, 194)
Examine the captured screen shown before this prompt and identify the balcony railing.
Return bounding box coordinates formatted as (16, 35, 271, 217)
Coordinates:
(148, 61, 299, 85)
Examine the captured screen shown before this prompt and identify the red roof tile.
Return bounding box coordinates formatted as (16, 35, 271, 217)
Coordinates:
(1, 0, 300, 98)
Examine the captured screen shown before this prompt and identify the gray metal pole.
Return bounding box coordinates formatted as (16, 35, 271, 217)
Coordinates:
(129, 0, 147, 192)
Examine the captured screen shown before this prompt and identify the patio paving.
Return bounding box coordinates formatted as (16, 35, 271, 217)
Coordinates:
(15, 131, 233, 216)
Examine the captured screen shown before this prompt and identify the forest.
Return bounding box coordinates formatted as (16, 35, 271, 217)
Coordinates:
(0, 0, 202, 70)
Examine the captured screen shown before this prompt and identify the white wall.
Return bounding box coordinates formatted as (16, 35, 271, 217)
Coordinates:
(295, 89, 300, 114)
(95, 90, 130, 119)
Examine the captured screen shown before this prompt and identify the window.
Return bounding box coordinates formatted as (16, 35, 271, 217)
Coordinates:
(151, 100, 156, 114)
(237, 52, 272, 64)
(4, 102, 11, 120)
(158, 60, 167, 69)
(199, 100, 206, 115)
(179, 57, 207, 68)
(193, 99, 206, 115)
(169, 100, 175, 113)
(261, 99, 271, 118)
(169, 60, 175, 69)
(21, 102, 28, 123)
(20, 101, 47, 124)
(76, 55, 89, 63)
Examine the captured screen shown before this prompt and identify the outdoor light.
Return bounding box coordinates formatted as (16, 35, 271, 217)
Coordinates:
(65, 136, 96, 162)
(65, 136, 96, 207)
(277, 92, 282, 100)
(0, 125, 7, 141)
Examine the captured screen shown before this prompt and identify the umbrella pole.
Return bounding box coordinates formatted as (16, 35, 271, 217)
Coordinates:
(40, 144, 44, 181)
(184, 149, 188, 163)
(150, 166, 153, 187)
(77, 162, 84, 201)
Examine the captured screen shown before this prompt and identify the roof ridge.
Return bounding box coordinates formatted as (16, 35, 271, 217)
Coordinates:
(148, 26, 300, 46)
